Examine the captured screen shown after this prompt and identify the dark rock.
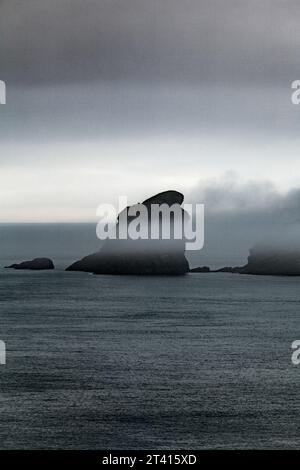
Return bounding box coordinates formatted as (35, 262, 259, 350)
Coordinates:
(214, 245, 300, 276)
(190, 266, 210, 273)
(238, 246, 300, 276)
(66, 190, 189, 275)
(214, 266, 243, 273)
(68, 251, 188, 275)
(5, 258, 55, 270)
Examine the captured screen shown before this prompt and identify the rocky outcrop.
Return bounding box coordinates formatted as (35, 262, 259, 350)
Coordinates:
(190, 266, 210, 273)
(66, 190, 189, 275)
(190, 265, 243, 273)
(196, 246, 300, 276)
(67, 250, 188, 275)
(238, 247, 300, 276)
(5, 258, 55, 270)
(214, 266, 243, 273)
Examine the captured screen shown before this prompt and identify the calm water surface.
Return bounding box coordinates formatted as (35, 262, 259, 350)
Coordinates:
(0, 267, 300, 449)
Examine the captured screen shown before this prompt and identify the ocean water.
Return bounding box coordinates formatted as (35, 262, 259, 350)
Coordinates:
(0, 225, 300, 449)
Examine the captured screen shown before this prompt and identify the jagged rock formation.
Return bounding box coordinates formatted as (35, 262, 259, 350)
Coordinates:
(5, 258, 55, 270)
(66, 190, 189, 275)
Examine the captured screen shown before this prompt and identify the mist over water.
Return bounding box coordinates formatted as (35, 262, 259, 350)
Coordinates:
(0, 223, 248, 270)
(1, 207, 300, 271)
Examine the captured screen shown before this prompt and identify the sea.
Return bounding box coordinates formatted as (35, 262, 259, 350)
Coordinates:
(0, 224, 300, 449)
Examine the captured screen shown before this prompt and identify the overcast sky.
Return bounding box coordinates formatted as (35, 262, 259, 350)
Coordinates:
(0, 0, 300, 222)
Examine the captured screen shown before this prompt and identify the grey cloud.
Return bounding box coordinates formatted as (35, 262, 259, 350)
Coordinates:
(186, 178, 300, 268)
(0, 0, 299, 86)
(0, 81, 297, 145)
(189, 177, 300, 220)
(1, 0, 299, 147)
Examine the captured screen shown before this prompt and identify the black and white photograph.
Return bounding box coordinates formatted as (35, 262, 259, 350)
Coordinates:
(0, 0, 300, 460)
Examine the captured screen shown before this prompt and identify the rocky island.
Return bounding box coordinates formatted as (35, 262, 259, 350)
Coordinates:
(190, 266, 210, 273)
(237, 246, 300, 276)
(191, 245, 300, 276)
(66, 190, 190, 275)
(5, 258, 55, 270)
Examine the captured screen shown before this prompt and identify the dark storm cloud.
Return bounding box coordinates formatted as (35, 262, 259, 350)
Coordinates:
(0, 0, 299, 86)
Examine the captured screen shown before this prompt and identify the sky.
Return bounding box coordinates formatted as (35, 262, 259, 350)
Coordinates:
(0, 0, 300, 222)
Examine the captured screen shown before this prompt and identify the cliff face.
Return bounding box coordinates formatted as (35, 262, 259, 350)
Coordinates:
(66, 190, 190, 275)
(239, 247, 300, 276)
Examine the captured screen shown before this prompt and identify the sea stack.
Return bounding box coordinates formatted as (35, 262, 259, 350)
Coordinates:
(238, 246, 300, 276)
(66, 190, 190, 275)
(210, 245, 300, 276)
